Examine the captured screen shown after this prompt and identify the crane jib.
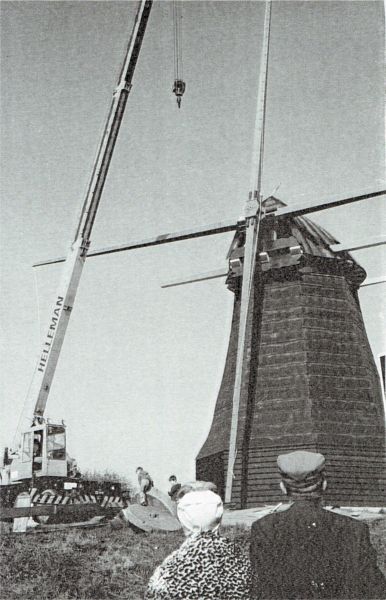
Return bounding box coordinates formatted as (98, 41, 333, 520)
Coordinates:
(21, 0, 153, 424)
(37, 296, 64, 374)
(77, 0, 153, 244)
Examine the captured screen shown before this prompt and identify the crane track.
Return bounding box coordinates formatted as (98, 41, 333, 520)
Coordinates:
(31, 488, 126, 509)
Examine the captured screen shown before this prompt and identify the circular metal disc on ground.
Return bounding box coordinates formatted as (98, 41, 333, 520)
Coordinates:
(147, 488, 176, 515)
(132, 488, 176, 515)
(123, 504, 181, 532)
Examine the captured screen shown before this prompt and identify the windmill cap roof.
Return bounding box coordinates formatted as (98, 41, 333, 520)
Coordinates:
(277, 451, 325, 481)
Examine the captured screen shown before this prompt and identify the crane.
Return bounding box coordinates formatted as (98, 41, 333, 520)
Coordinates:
(1, 0, 153, 498)
(9, 1, 385, 511)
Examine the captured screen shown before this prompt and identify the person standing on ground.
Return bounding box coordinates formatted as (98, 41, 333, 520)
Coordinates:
(167, 475, 181, 502)
(136, 466, 153, 506)
(250, 450, 386, 599)
(146, 488, 251, 599)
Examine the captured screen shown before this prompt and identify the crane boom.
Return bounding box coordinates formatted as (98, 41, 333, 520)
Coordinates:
(27, 0, 153, 420)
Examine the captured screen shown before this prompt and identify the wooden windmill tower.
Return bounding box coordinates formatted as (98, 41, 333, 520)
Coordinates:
(196, 199, 386, 507)
(36, 1, 386, 507)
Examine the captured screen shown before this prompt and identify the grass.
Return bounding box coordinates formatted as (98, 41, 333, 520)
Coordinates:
(0, 519, 384, 599)
(81, 470, 133, 489)
(0, 524, 187, 600)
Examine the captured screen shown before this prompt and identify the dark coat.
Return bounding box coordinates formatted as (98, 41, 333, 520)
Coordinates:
(168, 482, 181, 501)
(250, 500, 386, 600)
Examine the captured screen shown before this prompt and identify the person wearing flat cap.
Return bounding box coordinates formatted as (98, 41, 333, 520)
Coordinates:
(250, 450, 386, 599)
(145, 487, 251, 599)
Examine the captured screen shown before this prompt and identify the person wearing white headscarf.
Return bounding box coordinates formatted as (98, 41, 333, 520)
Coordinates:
(145, 488, 251, 599)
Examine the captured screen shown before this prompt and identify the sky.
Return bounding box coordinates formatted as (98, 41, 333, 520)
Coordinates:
(1, 0, 385, 492)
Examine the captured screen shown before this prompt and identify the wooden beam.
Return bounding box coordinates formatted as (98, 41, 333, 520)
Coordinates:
(225, 0, 273, 505)
(161, 268, 228, 288)
(330, 236, 386, 253)
(225, 217, 260, 505)
(1, 502, 122, 520)
(1, 505, 57, 519)
(33, 189, 384, 268)
(161, 268, 386, 290)
(360, 276, 386, 288)
(24, 517, 106, 533)
(275, 189, 386, 219)
(33, 219, 240, 267)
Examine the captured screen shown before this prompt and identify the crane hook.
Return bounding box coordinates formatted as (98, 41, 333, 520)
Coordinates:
(172, 1, 185, 109)
(173, 79, 186, 109)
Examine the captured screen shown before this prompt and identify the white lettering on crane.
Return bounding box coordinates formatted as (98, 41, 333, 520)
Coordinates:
(37, 296, 64, 373)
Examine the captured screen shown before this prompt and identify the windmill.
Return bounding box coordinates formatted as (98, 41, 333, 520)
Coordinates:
(34, 1, 386, 507)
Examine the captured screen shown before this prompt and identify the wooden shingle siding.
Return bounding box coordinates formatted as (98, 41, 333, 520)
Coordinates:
(196, 213, 385, 507)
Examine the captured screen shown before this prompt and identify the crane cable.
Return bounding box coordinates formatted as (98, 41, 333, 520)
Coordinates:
(173, 1, 182, 81)
(172, 1, 185, 108)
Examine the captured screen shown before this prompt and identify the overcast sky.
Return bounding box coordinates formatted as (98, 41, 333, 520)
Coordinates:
(1, 1, 385, 490)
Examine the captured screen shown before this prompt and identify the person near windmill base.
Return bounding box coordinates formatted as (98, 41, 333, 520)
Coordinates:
(249, 450, 386, 600)
(145, 486, 251, 599)
(167, 475, 182, 502)
(136, 466, 153, 506)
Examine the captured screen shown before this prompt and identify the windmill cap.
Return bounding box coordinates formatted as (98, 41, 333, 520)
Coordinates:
(277, 451, 325, 482)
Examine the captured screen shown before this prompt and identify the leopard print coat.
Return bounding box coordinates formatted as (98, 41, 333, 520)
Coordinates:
(145, 531, 251, 599)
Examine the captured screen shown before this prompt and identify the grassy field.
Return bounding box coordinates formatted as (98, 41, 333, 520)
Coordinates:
(1, 518, 385, 599)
